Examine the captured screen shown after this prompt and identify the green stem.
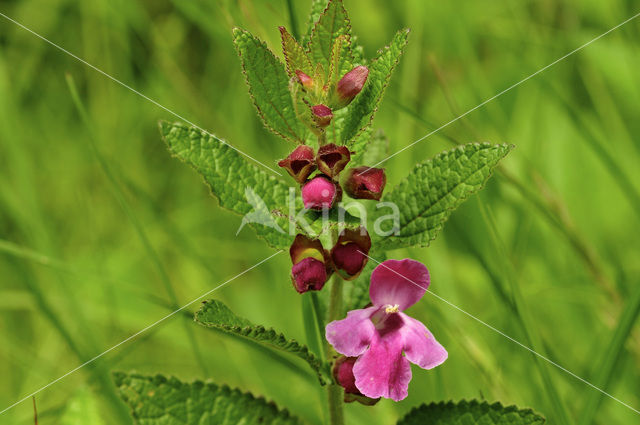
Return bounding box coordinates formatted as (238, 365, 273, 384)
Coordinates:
(326, 274, 344, 425)
(318, 132, 327, 146)
(310, 292, 327, 359)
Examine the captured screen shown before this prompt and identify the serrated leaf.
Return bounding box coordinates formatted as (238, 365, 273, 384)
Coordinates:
(327, 35, 348, 88)
(233, 28, 305, 143)
(289, 78, 316, 130)
(341, 29, 409, 146)
(350, 34, 366, 67)
(160, 121, 295, 250)
(374, 143, 512, 250)
(303, 0, 330, 45)
(308, 0, 352, 78)
(114, 372, 304, 425)
(195, 299, 331, 384)
(280, 26, 313, 77)
(398, 400, 545, 425)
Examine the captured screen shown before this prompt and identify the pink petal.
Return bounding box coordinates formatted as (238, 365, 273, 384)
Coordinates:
(325, 307, 377, 357)
(352, 331, 411, 401)
(370, 259, 429, 310)
(399, 313, 448, 369)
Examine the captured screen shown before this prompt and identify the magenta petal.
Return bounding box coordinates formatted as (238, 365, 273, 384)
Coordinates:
(325, 307, 376, 357)
(352, 331, 411, 401)
(399, 313, 448, 369)
(370, 259, 429, 310)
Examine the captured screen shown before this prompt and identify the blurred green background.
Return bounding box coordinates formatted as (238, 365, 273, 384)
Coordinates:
(1, 0, 640, 423)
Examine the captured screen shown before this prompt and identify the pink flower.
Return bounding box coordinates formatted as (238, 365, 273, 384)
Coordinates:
(325, 259, 447, 401)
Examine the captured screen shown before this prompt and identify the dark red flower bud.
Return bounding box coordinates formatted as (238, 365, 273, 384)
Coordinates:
(291, 258, 326, 293)
(344, 166, 386, 200)
(333, 356, 380, 405)
(311, 104, 333, 128)
(331, 227, 371, 280)
(295, 70, 314, 89)
(278, 145, 317, 183)
(335, 66, 369, 108)
(289, 234, 332, 293)
(301, 175, 337, 210)
(316, 143, 351, 178)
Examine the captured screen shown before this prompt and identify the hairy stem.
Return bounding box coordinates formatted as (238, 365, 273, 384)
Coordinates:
(318, 132, 327, 146)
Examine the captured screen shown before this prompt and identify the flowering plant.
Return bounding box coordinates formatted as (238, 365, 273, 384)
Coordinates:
(114, 1, 545, 424)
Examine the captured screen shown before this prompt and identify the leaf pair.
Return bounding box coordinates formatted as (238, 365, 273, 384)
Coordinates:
(114, 376, 546, 425)
(162, 120, 512, 255)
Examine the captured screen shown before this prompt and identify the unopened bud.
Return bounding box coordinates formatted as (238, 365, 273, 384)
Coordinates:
(335, 66, 369, 108)
(289, 234, 332, 293)
(311, 104, 333, 128)
(302, 175, 337, 210)
(291, 257, 326, 293)
(344, 166, 386, 200)
(316, 143, 351, 178)
(331, 227, 371, 280)
(333, 356, 380, 405)
(295, 70, 314, 89)
(278, 145, 317, 183)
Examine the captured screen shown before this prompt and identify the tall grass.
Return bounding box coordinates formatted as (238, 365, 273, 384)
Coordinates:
(0, 0, 639, 424)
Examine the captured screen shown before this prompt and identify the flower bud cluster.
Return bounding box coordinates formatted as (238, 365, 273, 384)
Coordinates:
(279, 143, 386, 210)
(288, 228, 371, 293)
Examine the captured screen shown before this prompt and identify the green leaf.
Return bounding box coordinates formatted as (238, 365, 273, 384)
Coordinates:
(397, 400, 545, 425)
(160, 121, 295, 250)
(195, 299, 331, 384)
(233, 28, 305, 143)
(326, 35, 349, 88)
(280, 26, 313, 77)
(374, 143, 512, 250)
(303, 0, 329, 45)
(305, 206, 363, 237)
(341, 29, 410, 146)
(114, 372, 304, 425)
(308, 0, 352, 77)
(350, 34, 366, 66)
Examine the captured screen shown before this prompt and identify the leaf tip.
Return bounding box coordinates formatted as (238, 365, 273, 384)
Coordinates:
(231, 26, 245, 40)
